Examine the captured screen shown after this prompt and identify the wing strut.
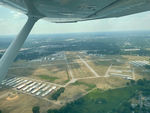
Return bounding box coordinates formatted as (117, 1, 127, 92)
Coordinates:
(0, 16, 39, 82)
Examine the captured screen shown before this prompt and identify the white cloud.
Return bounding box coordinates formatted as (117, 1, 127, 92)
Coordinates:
(10, 11, 24, 19)
(0, 5, 150, 35)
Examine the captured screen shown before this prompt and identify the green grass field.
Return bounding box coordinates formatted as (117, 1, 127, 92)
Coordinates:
(72, 81, 96, 91)
(49, 86, 137, 113)
(38, 75, 58, 82)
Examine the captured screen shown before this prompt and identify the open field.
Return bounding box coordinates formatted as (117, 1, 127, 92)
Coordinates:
(7, 67, 36, 78)
(85, 61, 109, 76)
(31, 64, 69, 85)
(7, 59, 69, 85)
(2, 51, 150, 113)
(69, 60, 95, 78)
(0, 88, 60, 113)
(76, 76, 127, 90)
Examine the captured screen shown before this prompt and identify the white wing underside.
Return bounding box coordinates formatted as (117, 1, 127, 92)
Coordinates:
(0, 0, 150, 23)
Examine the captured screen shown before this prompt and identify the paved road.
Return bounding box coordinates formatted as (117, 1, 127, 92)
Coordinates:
(132, 68, 135, 80)
(78, 55, 100, 77)
(77, 76, 104, 80)
(64, 79, 77, 87)
(105, 64, 112, 77)
(64, 52, 74, 80)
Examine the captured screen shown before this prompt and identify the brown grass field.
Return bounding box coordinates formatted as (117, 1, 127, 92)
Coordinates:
(0, 89, 60, 113)
(1, 52, 150, 113)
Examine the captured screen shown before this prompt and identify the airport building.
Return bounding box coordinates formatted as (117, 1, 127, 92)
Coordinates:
(129, 60, 149, 67)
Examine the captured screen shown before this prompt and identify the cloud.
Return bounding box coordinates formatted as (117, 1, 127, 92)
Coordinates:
(10, 11, 24, 19)
(0, 5, 150, 35)
(0, 18, 3, 21)
(31, 11, 150, 34)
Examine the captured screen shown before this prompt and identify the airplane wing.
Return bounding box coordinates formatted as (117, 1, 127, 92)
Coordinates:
(0, 0, 150, 23)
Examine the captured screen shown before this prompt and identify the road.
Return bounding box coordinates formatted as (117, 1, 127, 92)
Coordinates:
(64, 52, 74, 80)
(0, 92, 10, 99)
(104, 64, 112, 77)
(64, 79, 77, 87)
(132, 68, 135, 80)
(78, 55, 100, 77)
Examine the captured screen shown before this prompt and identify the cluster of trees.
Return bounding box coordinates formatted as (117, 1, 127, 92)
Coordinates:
(121, 49, 150, 56)
(124, 79, 150, 113)
(87, 49, 150, 56)
(116, 101, 150, 113)
(51, 87, 65, 100)
(14, 38, 122, 61)
(115, 101, 133, 113)
(87, 48, 120, 55)
(1, 33, 150, 61)
(126, 79, 150, 86)
(144, 65, 150, 69)
(32, 106, 40, 113)
(15, 50, 56, 61)
(4, 35, 150, 61)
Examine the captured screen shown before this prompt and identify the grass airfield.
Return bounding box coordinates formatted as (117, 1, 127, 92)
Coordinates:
(0, 51, 149, 113)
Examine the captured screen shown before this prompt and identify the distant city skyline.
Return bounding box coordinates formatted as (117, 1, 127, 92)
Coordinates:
(0, 5, 150, 35)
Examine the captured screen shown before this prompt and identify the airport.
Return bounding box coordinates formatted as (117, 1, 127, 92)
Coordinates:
(0, 0, 150, 112)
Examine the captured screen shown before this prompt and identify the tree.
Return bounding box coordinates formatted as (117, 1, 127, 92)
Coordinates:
(137, 79, 145, 86)
(51, 87, 65, 100)
(47, 110, 54, 113)
(47, 109, 58, 113)
(32, 106, 40, 113)
(0, 110, 2, 113)
(130, 80, 135, 85)
(126, 82, 130, 86)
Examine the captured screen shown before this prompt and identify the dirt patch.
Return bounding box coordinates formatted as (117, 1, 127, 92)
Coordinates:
(7, 95, 18, 101)
(6, 93, 19, 101)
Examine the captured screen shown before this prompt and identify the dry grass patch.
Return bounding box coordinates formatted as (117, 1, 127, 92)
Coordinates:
(32, 65, 69, 85)
(70, 61, 95, 78)
(0, 93, 59, 113)
(78, 77, 127, 90)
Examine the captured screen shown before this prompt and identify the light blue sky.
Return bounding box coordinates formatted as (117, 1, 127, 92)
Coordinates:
(0, 5, 150, 35)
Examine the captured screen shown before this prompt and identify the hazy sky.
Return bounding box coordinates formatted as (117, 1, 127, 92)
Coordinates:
(0, 5, 150, 35)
